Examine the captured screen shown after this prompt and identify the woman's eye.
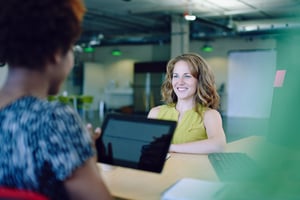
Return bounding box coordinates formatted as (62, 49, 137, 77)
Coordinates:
(172, 74, 178, 78)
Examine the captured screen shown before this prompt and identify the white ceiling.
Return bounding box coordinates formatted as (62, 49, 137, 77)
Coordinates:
(79, 0, 300, 45)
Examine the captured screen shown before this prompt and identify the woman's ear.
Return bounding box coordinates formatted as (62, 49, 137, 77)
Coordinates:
(45, 50, 62, 74)
(53, 50, 62, 65)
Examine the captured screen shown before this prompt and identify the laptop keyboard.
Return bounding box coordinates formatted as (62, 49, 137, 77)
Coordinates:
(208, 152, 260, 181)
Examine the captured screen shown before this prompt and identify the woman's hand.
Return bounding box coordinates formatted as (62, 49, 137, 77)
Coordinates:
(86, 123, 101, 141)
(86, 123, 101, 152)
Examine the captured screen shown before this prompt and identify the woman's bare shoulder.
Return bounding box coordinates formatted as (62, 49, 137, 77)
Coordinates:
(203, 108, 222, 122)
(147, 105, 163, 118)
(204, 108, 220, 115)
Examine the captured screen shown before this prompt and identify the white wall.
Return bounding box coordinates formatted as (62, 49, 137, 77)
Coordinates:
(0, 65, 8, 88)
(81, 44, 171, 109)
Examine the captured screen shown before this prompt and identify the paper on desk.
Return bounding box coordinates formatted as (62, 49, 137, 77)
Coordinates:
(161, 178, 224, 200)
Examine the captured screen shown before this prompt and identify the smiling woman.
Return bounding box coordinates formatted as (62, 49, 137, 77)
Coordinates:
(148, 53, 226, 154)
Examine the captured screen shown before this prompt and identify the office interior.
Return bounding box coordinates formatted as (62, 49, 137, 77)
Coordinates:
(0, 1, 299, 145)
(0, 26, 299, 144)
(72, 0, 300, 143)
(0, 1, 300, 199)
(71, 35, 298, 142)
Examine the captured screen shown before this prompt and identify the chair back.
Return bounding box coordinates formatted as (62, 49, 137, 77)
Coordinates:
(0, 187, 48, 200)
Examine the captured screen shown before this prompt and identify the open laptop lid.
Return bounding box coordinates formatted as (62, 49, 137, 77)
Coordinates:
(96, 113, 177, 173)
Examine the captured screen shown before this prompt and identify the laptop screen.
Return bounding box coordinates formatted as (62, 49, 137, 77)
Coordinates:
(96, 113, 177, 173)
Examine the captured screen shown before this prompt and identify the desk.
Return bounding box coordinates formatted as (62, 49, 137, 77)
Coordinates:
(98, 136, 263, 200)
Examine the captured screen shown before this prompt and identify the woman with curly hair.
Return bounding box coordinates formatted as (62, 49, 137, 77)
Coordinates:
(0, 0, 111, 199)
(148, 53, 226, 154)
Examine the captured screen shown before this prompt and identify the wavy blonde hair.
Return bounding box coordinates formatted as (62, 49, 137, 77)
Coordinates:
(161, 53, 220, 109)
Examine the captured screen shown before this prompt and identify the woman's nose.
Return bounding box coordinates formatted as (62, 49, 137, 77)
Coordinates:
(177, 77, 185, 84)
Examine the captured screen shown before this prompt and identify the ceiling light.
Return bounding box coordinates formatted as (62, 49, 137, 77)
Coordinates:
(88, 34, 102, 46)
(184, 0, 196, 21)
(89, 39, 100, 46)
(201, 44, 213, 52)
(184, 14, 196, 21)
(83, 46, 95, 53)
(227, 16, 235, 29)
(111, 49, 122, 56)
(73, 45, 83, 53)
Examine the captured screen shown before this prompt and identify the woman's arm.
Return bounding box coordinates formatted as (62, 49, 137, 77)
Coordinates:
(169, 109, 226, 154)
(64, 124, 112, 200)
(64, 156, 112, 200)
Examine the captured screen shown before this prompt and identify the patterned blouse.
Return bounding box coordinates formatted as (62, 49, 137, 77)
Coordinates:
(0, 96, 95, 199)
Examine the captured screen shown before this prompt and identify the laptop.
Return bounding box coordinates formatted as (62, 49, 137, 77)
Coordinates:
(95, 113, 177, 173)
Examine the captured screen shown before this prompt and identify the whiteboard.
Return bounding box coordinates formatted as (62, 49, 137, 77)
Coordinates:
(227, 50, 276, 118)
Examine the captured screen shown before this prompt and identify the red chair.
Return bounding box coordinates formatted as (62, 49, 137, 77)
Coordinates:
(0, 187, 48, 200)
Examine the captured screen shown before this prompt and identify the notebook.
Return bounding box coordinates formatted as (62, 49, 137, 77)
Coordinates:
(95, 113, 177, 173)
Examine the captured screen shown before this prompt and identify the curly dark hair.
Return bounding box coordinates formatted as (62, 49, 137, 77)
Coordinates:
(0, 0, 85, 69)
(161, 53, 220, 109)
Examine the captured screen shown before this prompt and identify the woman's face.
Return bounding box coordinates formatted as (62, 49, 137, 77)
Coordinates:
(48, 49, 74, 95)
(171, 60, 198, 101)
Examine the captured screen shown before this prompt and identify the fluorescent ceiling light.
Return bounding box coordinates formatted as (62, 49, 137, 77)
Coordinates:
(184, 14, 196, 21)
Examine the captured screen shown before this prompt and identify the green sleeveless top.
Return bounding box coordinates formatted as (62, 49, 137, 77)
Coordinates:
(157, 104, 208, 144)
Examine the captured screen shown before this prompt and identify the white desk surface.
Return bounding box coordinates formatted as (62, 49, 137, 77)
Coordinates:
(98, 136, 264, 200)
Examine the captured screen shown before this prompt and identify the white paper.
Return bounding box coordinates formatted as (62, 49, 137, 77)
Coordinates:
(161, 178, 224, 200)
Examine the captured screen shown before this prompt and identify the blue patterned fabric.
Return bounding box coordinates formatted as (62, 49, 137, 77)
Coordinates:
(0, 96, 95, 199)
